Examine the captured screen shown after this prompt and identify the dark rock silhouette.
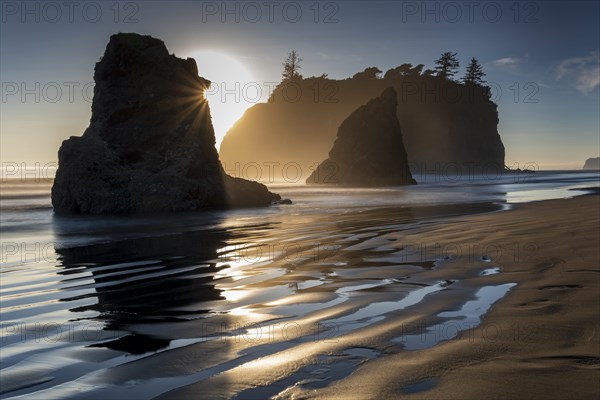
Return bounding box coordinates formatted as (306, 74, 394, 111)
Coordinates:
(306, 88, 416, 186)
(582, 157, 600, 170)
(219, 70, 505, 180)
(52, 33, 280, 214)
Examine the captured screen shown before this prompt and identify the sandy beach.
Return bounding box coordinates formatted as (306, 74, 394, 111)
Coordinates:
(294, 195, 600, 400)
(2, 183, 598, 400)
(156, 195, 600, 400)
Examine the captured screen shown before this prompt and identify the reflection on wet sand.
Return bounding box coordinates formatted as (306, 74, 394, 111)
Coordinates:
(55, 228, 231, 354)
(2, 201, 515, 399)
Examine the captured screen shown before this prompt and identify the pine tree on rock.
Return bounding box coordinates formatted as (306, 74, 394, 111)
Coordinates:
(463, 57, 486, 85)
(434, 52, 460, 80)
(282, 50, 303, 81)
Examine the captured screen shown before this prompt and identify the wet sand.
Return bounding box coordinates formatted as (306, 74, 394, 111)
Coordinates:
(2, 190, 598, 400)
(272, 195, 600, 400)
(158, 195, 600, 399)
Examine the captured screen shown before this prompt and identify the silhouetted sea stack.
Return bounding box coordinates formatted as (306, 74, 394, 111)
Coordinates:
(306, 87, 416, 186)
(220, 71, 505, 180)
(582, 157, 600, 170)
(52, 33, 280, 214)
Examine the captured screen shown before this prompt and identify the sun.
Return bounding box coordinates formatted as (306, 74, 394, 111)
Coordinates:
(188, 51, 261, 150)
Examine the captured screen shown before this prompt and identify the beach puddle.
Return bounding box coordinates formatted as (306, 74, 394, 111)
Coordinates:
(334, 278, 397, 295)
(325, 280, 455, 336)
(394, 283, 516, 350)
(480, 267, 501, 276)
(233, 347, 380, 399)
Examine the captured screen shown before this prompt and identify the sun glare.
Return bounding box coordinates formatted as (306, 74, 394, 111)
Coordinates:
(189, 51, 261, 150)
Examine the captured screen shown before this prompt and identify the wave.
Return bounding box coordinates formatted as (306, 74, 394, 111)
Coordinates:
(0, 203, 53, 212)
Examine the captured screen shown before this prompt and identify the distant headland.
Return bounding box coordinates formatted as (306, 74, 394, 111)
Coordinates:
(583, 157, 600, 170)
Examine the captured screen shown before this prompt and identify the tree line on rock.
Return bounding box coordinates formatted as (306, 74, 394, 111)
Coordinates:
(281, 50, 487, 87)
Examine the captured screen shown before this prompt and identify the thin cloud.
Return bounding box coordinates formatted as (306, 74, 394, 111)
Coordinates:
(556, 51, 600, 94)
(492, 57, 519, 67)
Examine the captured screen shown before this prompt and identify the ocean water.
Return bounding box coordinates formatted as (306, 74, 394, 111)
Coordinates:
(0, 171, 598, 399)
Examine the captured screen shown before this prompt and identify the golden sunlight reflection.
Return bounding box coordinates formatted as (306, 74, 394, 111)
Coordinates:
(222, 289, 250, 302)
(215, 241, 277, 313)
(215, 243, 272, 281)
(188, 50, 261, 149)
(228, 306, 262, 317)
(241, 353, 292, 370)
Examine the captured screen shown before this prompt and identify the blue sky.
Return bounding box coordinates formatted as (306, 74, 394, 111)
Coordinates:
(1, 1, 599, 169)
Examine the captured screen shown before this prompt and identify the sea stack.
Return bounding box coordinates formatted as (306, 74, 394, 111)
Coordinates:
(220, 70, 505, 182)
(582, 157, 600, 170)
(306, 87, 416, 186)
(51, 33, 280, 214)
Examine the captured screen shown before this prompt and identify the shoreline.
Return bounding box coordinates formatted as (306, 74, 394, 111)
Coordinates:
(1, 191, 598, 399)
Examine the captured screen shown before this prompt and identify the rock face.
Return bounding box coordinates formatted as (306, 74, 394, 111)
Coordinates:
(52, 33, 280, 214)
(582, 157, 600, 170)
(220, 72, 505, 181)
(306, 88, 416, 186)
